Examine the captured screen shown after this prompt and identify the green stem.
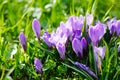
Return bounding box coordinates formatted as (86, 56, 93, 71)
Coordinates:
(0, 68, 5, 80)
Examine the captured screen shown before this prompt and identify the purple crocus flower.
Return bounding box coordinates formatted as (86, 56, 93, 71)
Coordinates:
(72, 37, 87, 59)
(69, 16, 84, 32)
(48, 31, 67, 60)
(74, 62, 98, 79)
(32, 19, 41, 40)
(118, 45, 120, 56)
(56, 42, 66, 61)
(56, 22, 70, 38)
(107, 18, 117, 35)
(43, 32, 52, 47)
(34, 58, 43, 74)
(88, 21, 106, 46)
(19, 32, 26, 52)
(86, 13, 93, 26)
(93, 46, 106, 71)
(115, 20, 120, 36)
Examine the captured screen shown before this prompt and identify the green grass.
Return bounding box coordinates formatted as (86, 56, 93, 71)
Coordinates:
(0, 0, 120, 80)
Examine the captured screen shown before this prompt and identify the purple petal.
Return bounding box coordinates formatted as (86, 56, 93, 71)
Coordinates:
(43, 32, 52, 47)
(81, 37, 87, 50)
(74, 62, 98, 79)
(56, 42, 66, 61)
(107, 18, 117, 34)
(86, 13, 93, 26)
(70, 16, 84, 32)
(116, 20, 120, 36)
(19, 32, 26, 52)
(93, 46, 106, 71)
(32, 19, 41, 40)
(72, 38, 83, 59)
(34, 58, 43, 74)
(72, 30, 82, 41)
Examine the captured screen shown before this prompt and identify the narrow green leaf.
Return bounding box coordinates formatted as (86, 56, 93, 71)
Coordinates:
(102, 5, 114, 22)
(62, 62, 94, 80)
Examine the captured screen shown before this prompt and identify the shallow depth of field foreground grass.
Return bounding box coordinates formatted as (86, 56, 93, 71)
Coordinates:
(0, 0, 120, 80)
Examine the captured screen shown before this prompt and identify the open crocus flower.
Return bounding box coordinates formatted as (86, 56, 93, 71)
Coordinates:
(93, 46, 106, 71)
(34, 58, 43, 74)
(74, 62, 98, 79)
(32, 19, 41, 41)
(89, 21, 106, 46)
(19, 32, 26, 52)
(72, 37, 87, 59)
(107, 18, 117, 35)
(48, 30, 67, 61)
(56, 22, 71, 38)
(69, 15, 84, 32)
(43, 32, 52, 47)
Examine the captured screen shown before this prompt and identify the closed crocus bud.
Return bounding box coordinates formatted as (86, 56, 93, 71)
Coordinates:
(32, 19, 41, 41)
(19, 32, 26, 52)
(72, 38, 83, 59)
(56, 42, 66, 61)
(93, 46, 106, 71)
(74, 62, 98, 79)
(89, 21, 106, 46)
(86, 13, 93, 26)
(34, 58, 43, 74)
(43, 32, 52, 47)
(118, 45, 120, 56)
(116, 20, 120, 36)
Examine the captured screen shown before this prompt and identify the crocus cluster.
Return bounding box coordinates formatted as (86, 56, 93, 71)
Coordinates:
(19, 14, 120, 79)
(107, 18, 120, 36)
(42, 14, 107, 78)
(43, 15, 87, 60)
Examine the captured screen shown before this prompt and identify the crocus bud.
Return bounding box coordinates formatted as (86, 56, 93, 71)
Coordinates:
(115, 20, 120, 36)
(32, 19, 41, 40)
(74, 62, 98, 79)
(86, 13, 93, 26)
(93, 46, 106, 71)
(72, 38, 83, 59)
(89, 21, 106, 46)
(19, 32, 26, 52)
(56, 42, 66, 61)
(34, 58, 43, 74)
(118, 45, 120, 56)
